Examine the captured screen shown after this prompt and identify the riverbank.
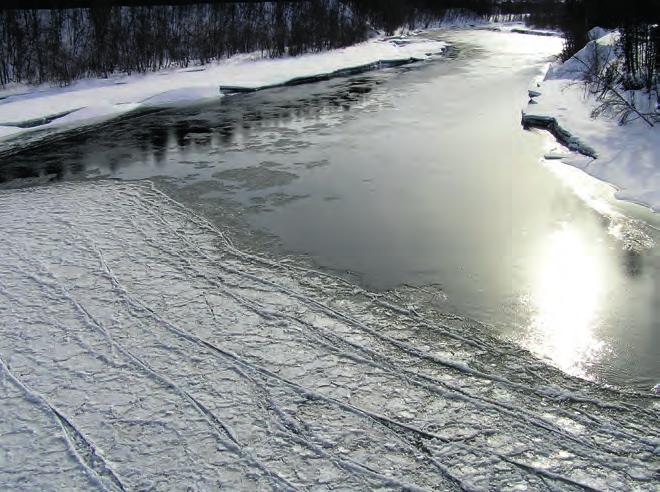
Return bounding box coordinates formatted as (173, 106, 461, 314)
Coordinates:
(523, 28, 660, 212)
(0, 36, 445, 147)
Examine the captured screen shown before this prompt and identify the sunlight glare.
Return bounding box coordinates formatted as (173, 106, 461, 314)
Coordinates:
(526, 223, 607, 378)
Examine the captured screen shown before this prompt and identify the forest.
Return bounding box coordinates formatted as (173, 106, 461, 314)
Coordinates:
(551, 0, 659, 91)
(0, 0, 657, 90)
(0, 2, 366, 85)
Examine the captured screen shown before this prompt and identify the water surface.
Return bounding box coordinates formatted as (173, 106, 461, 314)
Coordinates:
(1, 29, 657, 391)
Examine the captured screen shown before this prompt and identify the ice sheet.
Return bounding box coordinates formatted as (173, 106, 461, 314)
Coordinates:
(0, 181, 657, 490)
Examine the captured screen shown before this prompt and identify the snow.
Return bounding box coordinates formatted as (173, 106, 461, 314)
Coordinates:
(588, 26, 611, 41)
(0, 180, 658, 490)
(0, 36, 446, 147)
(545, 29, 619, 81)
(524, 29, 660, 212)
(476, 23, 560, 38)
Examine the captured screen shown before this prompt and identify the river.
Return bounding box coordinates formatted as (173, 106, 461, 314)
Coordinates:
(0, 28, 658, 490)
(2, 29, 656, 391)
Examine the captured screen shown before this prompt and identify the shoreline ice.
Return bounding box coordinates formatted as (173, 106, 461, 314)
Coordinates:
(0, 36, 446, 147)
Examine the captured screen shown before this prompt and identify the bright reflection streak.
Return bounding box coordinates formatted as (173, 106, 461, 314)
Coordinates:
(525, 223, 607, 378)
(540, 145, 616, 218)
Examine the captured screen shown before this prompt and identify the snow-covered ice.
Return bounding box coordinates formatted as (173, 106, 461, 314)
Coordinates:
(524, 29, 660, 212)
(478, 24, 559, 38)
(0, 181, 657, 490)
(0, 36, 446, 147)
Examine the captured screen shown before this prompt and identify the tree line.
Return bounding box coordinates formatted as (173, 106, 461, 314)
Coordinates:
(0, 0, 544, 87)
(0, 0, 657, 91)
(534, 0, 659, 92)
(0, 1, 366, 86)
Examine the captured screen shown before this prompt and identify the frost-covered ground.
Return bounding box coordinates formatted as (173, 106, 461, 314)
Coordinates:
(1, 181, 658, 491)
(0, 36, 445, 145)
(524, 29, 660, 212)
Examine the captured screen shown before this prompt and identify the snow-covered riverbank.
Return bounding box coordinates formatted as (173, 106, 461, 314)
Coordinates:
(523, 29, 660, 212)
(0, 36, 445, 146)
(1, 180, 657, 490)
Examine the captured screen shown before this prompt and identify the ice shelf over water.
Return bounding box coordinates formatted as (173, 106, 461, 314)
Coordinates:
(0, 36, 446, 146)
(0, 181, 658, 491)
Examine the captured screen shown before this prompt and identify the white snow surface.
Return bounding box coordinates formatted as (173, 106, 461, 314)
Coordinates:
(478, 23, 559, 37)
(0, 36, 445, 145)
(526, 29, 660, 211)
(0, 180, 658, 491)
(545, 29, 619, 81)
(587, 26, 611, 41)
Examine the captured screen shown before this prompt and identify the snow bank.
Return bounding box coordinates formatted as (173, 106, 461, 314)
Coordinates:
(545, 29, 619, 81)
(524, 29, 660, 211)
(0, 36, 446, 147)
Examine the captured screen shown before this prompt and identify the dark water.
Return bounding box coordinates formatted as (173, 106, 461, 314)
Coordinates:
(0, 29, 658, 392)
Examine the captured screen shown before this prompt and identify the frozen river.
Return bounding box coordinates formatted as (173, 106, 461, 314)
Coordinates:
(0, 181, 657, 490)
(0, 29, 658, 490)
(2, 29, 657, 390)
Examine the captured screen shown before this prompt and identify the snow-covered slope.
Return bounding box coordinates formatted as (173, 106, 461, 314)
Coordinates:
(0, 37, 445, 146)
(524, 28, 660, 212)
(0, 180, 657, 490)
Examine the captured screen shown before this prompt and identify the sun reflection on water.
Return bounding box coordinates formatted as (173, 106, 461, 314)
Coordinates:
(524, 223, 609, 378)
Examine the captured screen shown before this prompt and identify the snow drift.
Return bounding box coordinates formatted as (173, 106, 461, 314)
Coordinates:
(523, 28, 660, 212)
